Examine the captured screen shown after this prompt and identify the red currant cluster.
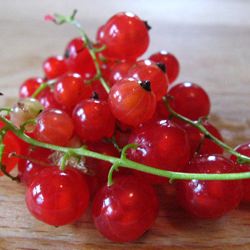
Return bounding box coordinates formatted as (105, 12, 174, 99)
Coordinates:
(0, 11, 250, 243)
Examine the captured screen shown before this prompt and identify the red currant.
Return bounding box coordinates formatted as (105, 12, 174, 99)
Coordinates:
(176, 155, 242, 219)
(96, 12, 150, 60)
(43, 56, 68, 79)
(168, 82, 210, 120)
(231, 142, 250, 203)
(19, 77, 43, 98)
(0, 130, 21, 176)
(72, 98, 115, 142)
(37, 87, 61, 110)
(34, 109, 74, 146)
(54, 73, 92, 110)
(183, 120, 224, 157)
(65, 37, 96, 80)
(108, 78, 156, 126)
(128, 119, 190, 184)
(127, 59, 169, 101)
(26, 167, 89, 226)
(108, 61, 134, 86)
(18, 146, 53, 186)
(149, 51, 180, 84)
(92, 176, 159, 242)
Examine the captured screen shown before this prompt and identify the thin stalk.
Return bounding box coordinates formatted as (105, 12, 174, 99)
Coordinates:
(53, 12, 110, 93)
(1, 114, 250, 182)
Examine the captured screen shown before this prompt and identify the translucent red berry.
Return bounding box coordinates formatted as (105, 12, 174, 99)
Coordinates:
(108, 78, 156, 126)
(96, 12, 150, 60)
(176, 155, 242, 219)
(168, 82, 210, 120)
(19, 77, 43, 98)
(34, 109, 74, 146)
(127, 59, 169, 100)
(231, 142, 250, 203)
(183, 120, 224, 157)
(65, 37, 96, 80)
(108, 61, 134, 86)
(92, 176, 159, 242)
(26, 167, 89, 226)
(54, 73, 92, 110)
(149, 51, 180, 84)
(72, 98, 115, 142)
(0, 128, 21, 176)
(128, 119, 190, 184)
(43, 56, 68, 79)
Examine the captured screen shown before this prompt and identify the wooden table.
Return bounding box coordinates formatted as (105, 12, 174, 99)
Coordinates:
(0, 1, 250, 249)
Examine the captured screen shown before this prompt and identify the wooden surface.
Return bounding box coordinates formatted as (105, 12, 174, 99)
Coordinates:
(0, 1, 250, 249)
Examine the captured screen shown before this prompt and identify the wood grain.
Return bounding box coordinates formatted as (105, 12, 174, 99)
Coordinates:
(0, 1, 250, 249)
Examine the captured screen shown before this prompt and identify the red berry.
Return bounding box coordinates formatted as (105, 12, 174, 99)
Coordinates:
(26, 167, 89, 226)
(183, 120, 224, 157)
(231, 142, 250, 203)
(127, 59, 169, 101)
(19, 77, 43, 98)
(168, 82, 210, 120)
(92, 176, 159, 242)
(37, 87, 61, 110)
(0, 131, 21, 176)
(54, 73, 92, 110)
(176, 155, 242, 219)
(108, 61, 134, 86)
(154, 99, 170, 119)
(65, 37, 96, 80)
(108, 78, 156, 126)
(90, 80, 109, 100)
(128, 119, 190, 184)
(34, 109, 74, 146)
(72, 98, 115, 142)
(149, 51, 180, 84)
(18, 146, 53, 186)
(43, 56, 68, 79)
(97, 12, 150, 60)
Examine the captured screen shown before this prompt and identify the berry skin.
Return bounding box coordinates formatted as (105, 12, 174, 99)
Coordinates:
(34, 109, 74, 146)
(127, 59, 169, 101)
(168, 82, 211, 120)
(231, 142, 250, 203)
(86, 141, 120, 184)
(183, 120, 224, 157)
(176, 155, 242, 219)
(149, 51, 180, 84)
(65, 37, 96, 80)
(96, 12, 150, 60)
(0, 123, 21, 176)
(92, 176, 159, 242)
(19, 77, 43, 98)
(54, 73, 92, 110)
(72, 99, 115, 142)
(26, 167, 89, 226)
(43, 56, 68, 79)
(108, 78, 156, 127)
(108, 61, 135, 86)
(37, 87, 61, 110)
(128, 119, 190, 184)
(18, 146, 53, 186)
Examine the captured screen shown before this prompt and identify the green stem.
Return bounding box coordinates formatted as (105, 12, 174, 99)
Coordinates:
(1, 114, 250, 183)
(32, 82, 49, 98)
(53, 12, 110, 93)
(163, 96, 250, 164)
(107, 163, 120, 186)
